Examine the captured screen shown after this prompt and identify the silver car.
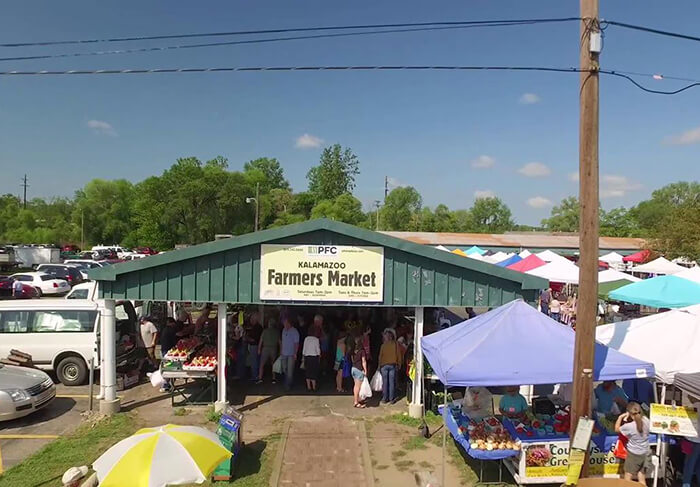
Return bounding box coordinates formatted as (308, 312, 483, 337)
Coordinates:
(0, 364, 56, 421)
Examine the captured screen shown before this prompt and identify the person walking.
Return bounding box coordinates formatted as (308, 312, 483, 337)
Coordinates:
(378, 329, 401, 404)
(350, 335, 368, 408)
(539, 288, 552, 315)
(12, 278, 23, 299)
(279, 314, 300, 391)
(549, 295, 562, 322)
(257, 319, 280, 384)
(682, 396, 700, 487)
(139, 317, 159, 367)
(246, 312, 263, 383)
(334, 330, 348, 392)
(615, 401, 650, 484)
(302, 326, 321, 392)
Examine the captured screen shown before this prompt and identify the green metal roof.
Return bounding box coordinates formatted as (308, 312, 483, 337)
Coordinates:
(91, 219, 547, 307)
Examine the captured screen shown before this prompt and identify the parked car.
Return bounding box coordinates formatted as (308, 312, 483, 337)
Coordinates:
(91, 246, 133, 259)
(61, 245, 81, 253)
(0, 299, 140, 385)
(0, 277, 40, 299)
(133, 247, 158, 255)
(0, 364, 56, 421)
(65, 281, 97, 300)
(36, 264, 84, 286)
(63, 259, 108, 269)
(10, 272, 70, 296)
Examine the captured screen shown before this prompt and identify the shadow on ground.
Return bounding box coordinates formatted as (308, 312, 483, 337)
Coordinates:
(0, 397, 77, 430)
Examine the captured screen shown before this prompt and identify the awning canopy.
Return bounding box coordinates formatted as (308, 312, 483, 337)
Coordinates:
(675, 373, 700, 398)
(435, 245, 450, 252)
(507, 254, 546, 272)
(525, 259, 580, 284)
(451, 248, 468, 257)
(633, 257, 686, 275)
(599, 279, 636, 301)
(623, 249, 652, 263)
(597, 305, 700, 383)
(599, 269, 641, 284)
(497, 254, 522, 268)
(536, 250, 570, 264)
(483, 251, 512, 264)
(465, 245, 487, 256)
(677, 266, 700, 284)
(609, 275, 700, 308)
(518, 250, 532, 259)
(422, 300, 655, 387)
(600, 251, 625, 264)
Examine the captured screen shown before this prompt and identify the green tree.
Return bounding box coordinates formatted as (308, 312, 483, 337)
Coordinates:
(541, 196, 580, 232)
(307, 144, 360, 202)
(380, 186, 422, 231)
(73, 179, 135, 246)
(310, 194, 365, 225)
(243, 157, 290, 193)
(468, 197, 514, 233)
(600, 207, 639, 237)
(629, 181, 700, 235)
(651, 198, 700, 261)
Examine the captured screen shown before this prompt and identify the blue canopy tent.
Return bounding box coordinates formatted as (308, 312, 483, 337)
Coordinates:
(465, 245, 487, 256)
(496, 254, 522, 267)
(422, 300, 655, 387)
(609, 275, 700, 309)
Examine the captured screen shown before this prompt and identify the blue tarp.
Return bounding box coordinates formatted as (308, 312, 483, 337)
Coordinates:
(465, 245, 487, 256)
(422, 300, 655, 387)
(609, 275, 700, 309)
(496, 254, 522, 267)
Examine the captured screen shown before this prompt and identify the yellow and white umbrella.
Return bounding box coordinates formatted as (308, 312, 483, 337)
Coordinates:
(93, 424, 232, 487)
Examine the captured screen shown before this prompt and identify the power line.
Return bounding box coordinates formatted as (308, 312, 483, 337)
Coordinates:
(603, 20, 700, 44)
(0, 24, 572, 63)
(600, 69, 700, 95)
(0, 17, 579, 48)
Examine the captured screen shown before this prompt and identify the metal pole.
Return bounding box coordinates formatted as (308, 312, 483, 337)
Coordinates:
(88, 357, 94, 411)
(81, 210, 85, 251)
(409, 307, 424, 418)
(215, 302, 228, 412)
(571, 0, 599, 476)
(255, 183, 260, 232)
(99, 299, 120, 414)
(442, 382, 447, 487)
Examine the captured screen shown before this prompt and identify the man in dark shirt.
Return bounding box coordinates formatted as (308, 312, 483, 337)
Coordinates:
(160, 318, 179, 358)
(246, 312, 263, 382)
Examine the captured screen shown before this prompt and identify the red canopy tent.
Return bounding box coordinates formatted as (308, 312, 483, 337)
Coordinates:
(507, 254, 546, 272)
(622, 249, 652, 263)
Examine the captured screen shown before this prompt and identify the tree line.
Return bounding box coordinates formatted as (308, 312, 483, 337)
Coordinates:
(0, 145, 697, 260)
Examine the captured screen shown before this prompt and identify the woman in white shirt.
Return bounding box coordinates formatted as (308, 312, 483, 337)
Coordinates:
(615, 401, 650, 484)
(302, 326, 322, 392)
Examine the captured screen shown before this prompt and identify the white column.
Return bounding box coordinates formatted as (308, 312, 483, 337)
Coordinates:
(214, 303, 228, 412)
(99, 299, 120, 414)
(409, 306, 424, 418)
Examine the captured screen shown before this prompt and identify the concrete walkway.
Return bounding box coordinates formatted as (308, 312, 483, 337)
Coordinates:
(272, 415, 374, 487)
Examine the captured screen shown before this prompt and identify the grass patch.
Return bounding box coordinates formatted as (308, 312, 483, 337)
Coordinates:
(402, 435, 428, 451)
(418, 460, 433, 469)
(390, 449, 407, 460)
(394, 459, 415, 471)
(0, 414, 137, 487)
(380, 410, 443, 429)
(205, 405, 223, 423)
(376, 464, 389, 470)
(174, 407, 190, 416)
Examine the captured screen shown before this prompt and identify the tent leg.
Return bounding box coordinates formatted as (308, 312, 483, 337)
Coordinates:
(215, 303, 228, 412)
(653, 383, 667, 487)
(409, 307, 424, 418)
(442, 382, 447, 487)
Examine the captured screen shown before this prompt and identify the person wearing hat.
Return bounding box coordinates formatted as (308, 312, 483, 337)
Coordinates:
(62, 465, 98, 487)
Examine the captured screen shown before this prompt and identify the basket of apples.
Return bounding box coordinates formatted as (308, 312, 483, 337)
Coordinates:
(164, 337, 202, 361)
(183, 345, 218, 371)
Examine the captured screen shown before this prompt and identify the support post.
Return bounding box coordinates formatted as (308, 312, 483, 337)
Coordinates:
(409, 307, 424, 418)
(570, 0, 599, 476)
(99, 299, 120, 415)
(215, 302, 228, 412)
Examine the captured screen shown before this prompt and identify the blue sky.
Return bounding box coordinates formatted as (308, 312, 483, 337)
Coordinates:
(1, 1, 699, 225)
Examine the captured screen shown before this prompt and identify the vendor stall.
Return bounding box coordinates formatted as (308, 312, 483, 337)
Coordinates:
(609, 276, 700, 309)
(161, 336, 219, 406)
(422, 299, 656, 485)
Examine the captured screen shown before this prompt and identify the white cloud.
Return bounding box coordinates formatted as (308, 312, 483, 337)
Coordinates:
(600, 174, 643, 199)
(519, 93, 541, 105)
(663, 126, 700, 145)
(527, 196, 553, 208)
(568, 172, 579, 182)
(295, 133, 323, 149)
(470, 155, 495, 169)
(87, 119, 117, 136)
(518, 162, 551, 177)
(474, 190, 495, 200)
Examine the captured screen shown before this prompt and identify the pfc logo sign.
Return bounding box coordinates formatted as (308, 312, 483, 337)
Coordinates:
(306, 245, 338, 256)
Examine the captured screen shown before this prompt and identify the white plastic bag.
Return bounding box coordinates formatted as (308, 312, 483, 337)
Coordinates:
(359, 377, 372, 400)
(148, 370, 164, 388)
(370, 370, 383, 392)
(272, 356, 282, 375)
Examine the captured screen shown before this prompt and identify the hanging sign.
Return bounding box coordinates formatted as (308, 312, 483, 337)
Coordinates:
(260, 244, 384, 302)
(649, 403, 699, 437)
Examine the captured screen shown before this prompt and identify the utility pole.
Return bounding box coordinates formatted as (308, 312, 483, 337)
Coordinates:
(384, 176, 389, 202)
(21, 174, 28, 209)
(571, 0, 600, 477)
(81, 210, 85, 251)
(245, 182, 260, 232)
(374, 200, 381, 231)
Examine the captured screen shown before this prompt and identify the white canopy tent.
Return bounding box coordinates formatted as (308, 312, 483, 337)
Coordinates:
(599, 251, 625, 264)
(596, 305, 700, 383)
(598, 269, 642, 283)
(632, 257, 685, 275)
(676, 266, 700, 284)
(483, 251, 513, 264)
(535, 249, 571, 264)
(526, 259, 580, 284)
(434, 245, 450, 252)
(518, 249, 532, 259)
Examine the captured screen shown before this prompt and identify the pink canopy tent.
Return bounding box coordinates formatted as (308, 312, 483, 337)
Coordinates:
(507, 254, 546, 272)
(623, 249, 652, 263)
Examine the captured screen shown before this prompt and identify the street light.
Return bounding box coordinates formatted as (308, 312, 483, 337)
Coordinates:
(246, 183, 260, 232)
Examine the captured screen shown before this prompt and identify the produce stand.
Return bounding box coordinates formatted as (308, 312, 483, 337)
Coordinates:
(161, 337, 218, 407)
